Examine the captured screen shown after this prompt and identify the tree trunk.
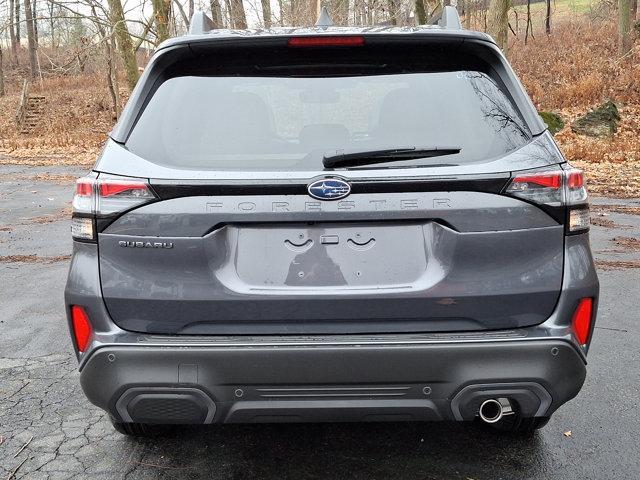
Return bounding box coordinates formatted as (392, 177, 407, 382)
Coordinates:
(334, 0, 349, 24)
(308, 0, 319, 24)
(15, 0, 21, 44)
(289, 0, 305, 24)
(0, 46, 5, 97)
(210, 0, 224, 27)
(415, 0, 427, 24)
(108, 37, 121, 119)
(261, 0, 272, 27)
(48, 0, 55, 48)
(223, 0, 233, 26)
(106, 0, 139, 90)
(230, 0, 247, 28)
(632, 0, 638, 41)
(92, 5, 122, 118)
(525, 0, 534, 44)
(387, 0, 397, 25)
(23, 0, 38, 78)
(152, 0, 172, 43)
(276, 0, 284, 25)
(32, 0, 39, 44)
(487, 0, 510, 53)
(9, 0, 19, 65)
(188, 0, 195, 19)
(618, 0, 632, 54)
(545, 0, 551, 34)
(464, 0, 472, 29)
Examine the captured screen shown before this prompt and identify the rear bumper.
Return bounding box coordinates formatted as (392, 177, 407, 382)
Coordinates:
(80, 337, 586, 424)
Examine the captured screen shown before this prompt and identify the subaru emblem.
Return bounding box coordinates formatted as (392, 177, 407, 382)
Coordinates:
(307, 178, 351, 201)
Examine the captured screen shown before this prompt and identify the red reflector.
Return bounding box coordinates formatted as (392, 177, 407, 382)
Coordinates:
(572, 298, 593, 345)
(512, 173, 562, 189)
(71, 306, 93, 352)
(99, 182, 149, 197)
(288, 36, 365, 47)
(567, 171, 584, 188)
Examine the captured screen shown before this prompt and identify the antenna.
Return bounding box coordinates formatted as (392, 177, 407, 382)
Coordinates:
(315, 6, 335, 28)
(189, 10, 214, 35)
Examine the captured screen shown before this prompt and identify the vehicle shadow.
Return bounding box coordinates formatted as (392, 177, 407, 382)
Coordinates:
(124, 421, 547, 479)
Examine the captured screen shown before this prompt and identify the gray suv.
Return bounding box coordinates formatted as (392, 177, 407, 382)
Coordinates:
(65, 8, 599, 436)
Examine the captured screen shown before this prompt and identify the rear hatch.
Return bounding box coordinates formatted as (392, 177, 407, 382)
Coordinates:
(93, 33, 569, 335)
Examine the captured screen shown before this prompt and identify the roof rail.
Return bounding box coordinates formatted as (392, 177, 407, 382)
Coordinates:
(189, 10, 214, 35)
(430, 5, 462, 30)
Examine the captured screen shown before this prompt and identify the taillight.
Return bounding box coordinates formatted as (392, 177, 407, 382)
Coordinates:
(571, 298, 594, 347)
(505, 166, 589, 233)
(71, 175, 156, 241)
(73, 178, 95, 212)
(70, 305, 93, 352)
(506, 171, 564, 205)
(288, 36, 365, 47)
(96, 178, 155, 215)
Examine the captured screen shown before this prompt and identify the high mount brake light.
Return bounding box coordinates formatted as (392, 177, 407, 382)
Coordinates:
(505, 167, 589, 233)
(572, 298, 594, 347)
(288, 36, 365, 47)
(70, 305, 93, 353)
(71, 176, 156, 241)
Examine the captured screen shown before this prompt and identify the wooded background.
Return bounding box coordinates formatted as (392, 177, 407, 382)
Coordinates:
(0, 0, 638, 196)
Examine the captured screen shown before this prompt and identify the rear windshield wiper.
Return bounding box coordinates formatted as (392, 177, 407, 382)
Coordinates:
(322, 146, 462, 169)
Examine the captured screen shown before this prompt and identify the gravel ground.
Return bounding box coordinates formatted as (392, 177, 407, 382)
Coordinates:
(1, 164, 639, 480)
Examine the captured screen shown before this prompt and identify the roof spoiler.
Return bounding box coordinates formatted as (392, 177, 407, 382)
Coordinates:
(189, 6, 461, 35)
(428, 5, 462, 30)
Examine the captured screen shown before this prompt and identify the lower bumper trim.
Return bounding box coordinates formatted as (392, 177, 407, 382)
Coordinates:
(80, 339, 586, 424)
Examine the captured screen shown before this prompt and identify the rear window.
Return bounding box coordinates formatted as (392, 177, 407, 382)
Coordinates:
(126, 71, 531, 170)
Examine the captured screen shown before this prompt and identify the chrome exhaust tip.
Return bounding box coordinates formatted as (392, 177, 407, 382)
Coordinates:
(478, 397, 514, 424)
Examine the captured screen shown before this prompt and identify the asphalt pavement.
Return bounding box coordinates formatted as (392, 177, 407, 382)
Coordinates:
(1, 163, 639, 480)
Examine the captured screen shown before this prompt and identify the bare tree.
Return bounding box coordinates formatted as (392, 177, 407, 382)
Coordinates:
(525, 0, 534, 43)
(9, 0, 19, 64)
(210, 0, 224, 27)
(387, 0, 397, 25)
(0, 46, 5, 96)
(619, 0, 633, 53)
(223, 0, 232, 25)
(415, 0, 427, 23)
(487, 0, 509, 52)
(23, 0, 38, 78)
(172, 0, 190, 29)
(261, 0, 272, 27)
(32, 0, 38, 43)
(48, 0, 56, 47)
(333, 0, 349, 24)
(545, 0, 551, 34)
(632, 0, 638, 41)
(91, 5, 121, 118)
(15, 0, 21, 44)
(229, 0, 247, 27)
(308, 0, 318, 23)
(152, 0, 172, 42)
(106, 0, 139, 89)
